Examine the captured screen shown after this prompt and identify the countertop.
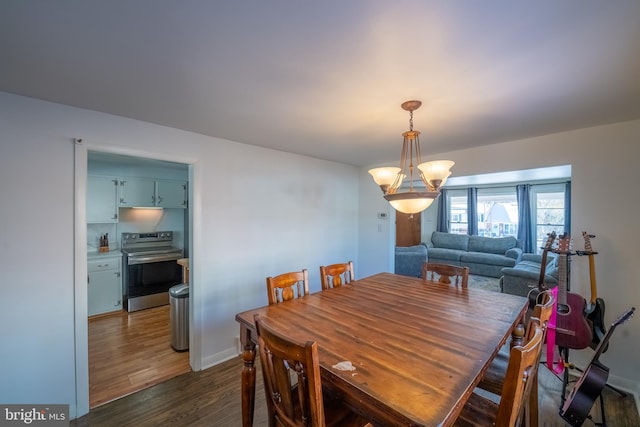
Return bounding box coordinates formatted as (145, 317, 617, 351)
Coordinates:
(88, 249, 121, 260)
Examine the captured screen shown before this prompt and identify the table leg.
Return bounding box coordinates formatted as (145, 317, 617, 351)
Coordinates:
(240, 324, 257, 427)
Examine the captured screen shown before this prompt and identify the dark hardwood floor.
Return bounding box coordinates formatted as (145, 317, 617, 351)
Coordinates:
(76, 305, 639, 426)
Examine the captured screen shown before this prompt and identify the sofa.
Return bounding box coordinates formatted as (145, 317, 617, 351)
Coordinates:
(500, 252, 559, 297)
(425, 231, 522, 278)
(394, 244, 428, 278)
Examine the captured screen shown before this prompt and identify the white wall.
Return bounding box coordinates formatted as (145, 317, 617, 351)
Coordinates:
(358, 119, 640, 397)
(0, 92, 359, 418)
(3, 89, 638, 415)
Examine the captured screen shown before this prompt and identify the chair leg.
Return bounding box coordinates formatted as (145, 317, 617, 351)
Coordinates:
(526, 370, 539, 427)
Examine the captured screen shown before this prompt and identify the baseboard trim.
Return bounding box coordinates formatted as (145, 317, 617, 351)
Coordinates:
(200, 347, 239, 371)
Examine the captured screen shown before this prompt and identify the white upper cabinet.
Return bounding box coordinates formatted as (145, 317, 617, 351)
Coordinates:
(156, 179, 188, 208)
(119, 177, 187, 208)
(87, 175, 119, 223)
(118, 178, 156, 207)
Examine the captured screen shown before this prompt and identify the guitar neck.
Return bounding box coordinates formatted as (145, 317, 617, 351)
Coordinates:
(588, 254, 598, 303)
(538, 250, 549, 288)
(590, 308, 636, 364)
(558, 253, 568, 305)
(538, 232, 556, 290)
(582, 232, 598, 303)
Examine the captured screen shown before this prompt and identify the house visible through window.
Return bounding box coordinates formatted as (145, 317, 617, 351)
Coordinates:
(477, 188, 518, 238)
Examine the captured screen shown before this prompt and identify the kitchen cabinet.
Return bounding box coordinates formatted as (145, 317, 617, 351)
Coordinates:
(87, 175, 118, 223)
(118, 177, 156, 207)
(118, 178, 187, 208)
(156, 179, 188, 208)
(88, 255, 122, 316)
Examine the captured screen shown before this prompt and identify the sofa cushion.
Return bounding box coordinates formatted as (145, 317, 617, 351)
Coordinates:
(468, 235, 517, 254)
(522, 252, 558, 268)
(461, 251, 517, 268)
(427, 247, 463, 262)
(431, 231, 469, 251)
(502, 260, 558, 279)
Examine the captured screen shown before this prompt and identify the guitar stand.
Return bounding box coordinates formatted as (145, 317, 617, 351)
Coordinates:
(557, 347, 626, 427)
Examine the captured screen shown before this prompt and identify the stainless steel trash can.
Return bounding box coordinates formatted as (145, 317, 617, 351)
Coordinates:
(169, 284, 189, 351)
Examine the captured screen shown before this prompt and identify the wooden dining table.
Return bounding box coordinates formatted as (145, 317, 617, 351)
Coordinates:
(235, 272, 529, 427)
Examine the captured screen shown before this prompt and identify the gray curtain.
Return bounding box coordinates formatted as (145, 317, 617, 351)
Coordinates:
(436, 189, 449, 232)
(517, 184, 533, 253)
(564, 181, 571, 235)
(467, 187, 478, 235)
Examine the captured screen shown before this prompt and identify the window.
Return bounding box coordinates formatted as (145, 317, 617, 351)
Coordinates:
(531, 184, 566, 253)
(448, 190, 467, 234)
(444, 182, 568, 249)
(477, 188, 518, 238)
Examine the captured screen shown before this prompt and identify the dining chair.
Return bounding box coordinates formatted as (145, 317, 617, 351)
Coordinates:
(266, 269, 310, 305)
(422, 262, 469, 288)
(475, 290, 555, 426)
(319, 261, 354, 290)
(454, 318, 545, 427)
(255, 315, 372, 427)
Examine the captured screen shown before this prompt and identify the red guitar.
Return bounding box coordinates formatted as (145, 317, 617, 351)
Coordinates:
(577, 231, 607, 351)
(553, 233, 593, 350)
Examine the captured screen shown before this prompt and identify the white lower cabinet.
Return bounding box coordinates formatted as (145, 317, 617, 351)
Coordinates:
(88, 255, 122, 316)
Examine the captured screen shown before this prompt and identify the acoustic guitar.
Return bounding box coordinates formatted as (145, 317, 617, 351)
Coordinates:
(577, 231, 607, 351)
(560, 307, 635, 426)
(553, 233, 593, 350)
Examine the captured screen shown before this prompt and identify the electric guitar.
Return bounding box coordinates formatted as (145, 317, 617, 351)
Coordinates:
(560, 307, 635, 426)
(553, 233, 593, 350)
(577, 231, 607, 351)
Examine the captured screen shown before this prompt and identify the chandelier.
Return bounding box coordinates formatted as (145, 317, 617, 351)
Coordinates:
(369, 100, 454, 214)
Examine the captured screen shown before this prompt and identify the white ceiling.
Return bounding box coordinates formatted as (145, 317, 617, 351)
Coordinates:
(2, 1, 639, 166)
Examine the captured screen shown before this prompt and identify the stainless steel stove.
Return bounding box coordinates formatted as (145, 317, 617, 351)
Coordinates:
(121, 231, 183, 312)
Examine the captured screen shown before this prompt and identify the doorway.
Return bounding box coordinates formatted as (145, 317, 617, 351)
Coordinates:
(74, 142, 199, 416)
(396, 212, 421, 247)
(87, 151, 191, 407)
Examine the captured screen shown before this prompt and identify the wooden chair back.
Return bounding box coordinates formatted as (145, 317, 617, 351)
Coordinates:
(255, 314, 325, 426)
(422, 262, 469, 288)
(266, 269, 309, 305)
(495, 319, 545, 426)
(530, 289, 554, 331)
(319, 261, 354, 290)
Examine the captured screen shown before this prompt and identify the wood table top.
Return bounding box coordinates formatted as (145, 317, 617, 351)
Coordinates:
(236, 272, 528, 426)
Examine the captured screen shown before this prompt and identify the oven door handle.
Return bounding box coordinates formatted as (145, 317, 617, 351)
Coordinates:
(127, 254, 182, 265)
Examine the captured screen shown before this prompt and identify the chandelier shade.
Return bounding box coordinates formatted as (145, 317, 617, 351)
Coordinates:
(369, 100, 454, 215)
(368, 167, 404, 193)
